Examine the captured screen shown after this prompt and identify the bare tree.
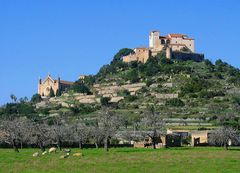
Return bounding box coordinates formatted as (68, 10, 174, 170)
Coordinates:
(98, 107, 121, 151)
(120, 130, 138, 143)
(90, 120, 104, 149)
(73, 121, 89, 149)
(17, 118, 30, 149)
(0, 118, 26, 152)
(26, 120, 51, 152)
(49, 117, 70, 151)
(209, 126, 239, 150)
(140, 105, 166, 149)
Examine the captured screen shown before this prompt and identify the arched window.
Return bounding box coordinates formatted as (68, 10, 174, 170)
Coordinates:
(161, 39, 165, 44)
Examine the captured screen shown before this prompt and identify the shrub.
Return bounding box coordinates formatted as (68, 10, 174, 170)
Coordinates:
(126, 95, 138, 102)
(199, 90, 225, 99)
(70, 80, 91, 94)
(70, 104, 99, 115)
(111, 48, 134, 64)
(125, 69, 139, 83)
(49, 87, 55, 97)
(146, 79, 154, 87)
(37, 107, 50, 115)
(31, 93, 42, 103)
(204, 59, 214, 67)
(214, 72, 223, 79)
(82, 75, 96, 86)
(180, 77, 211, 96)
(100, 97, 111, 106)
(165, 98, 185, 107)
(232, 97, 240, 105)
(118, 90, 130, 97)
(228, 76, 240, 86)
(55, 89, 61, 97)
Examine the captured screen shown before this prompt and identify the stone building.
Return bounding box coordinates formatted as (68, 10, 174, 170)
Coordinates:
(133, 134, 181, 148)
(149, 31, 195, 55)
(191, 130, 211, 146)
(122, 47, 151, 63)
(122, 30, 197, 63)
(38, 74, 73, 97)
(79, 75, 87, 80)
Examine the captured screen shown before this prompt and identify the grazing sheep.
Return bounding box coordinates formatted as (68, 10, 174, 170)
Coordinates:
(33, 152, 39, 157)
(73, 153, 83, 157)
(49, 147, 57, 153)
(63, 149, 71, 153)
(42, 151, 48, 155)
(60, 153, 70, 159)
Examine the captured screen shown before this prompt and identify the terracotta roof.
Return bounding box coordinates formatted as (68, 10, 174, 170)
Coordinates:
(169, 34, 187, 38)
(159, 36, 167, 39)
(135, 47, 149, 50)
(60, 80, 74, 85)
(183, 38, 194, 40)
(169, 43, 186, 46)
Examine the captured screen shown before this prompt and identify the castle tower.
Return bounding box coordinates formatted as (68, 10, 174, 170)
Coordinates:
(166, 46, 172, 59)
(149, 31, 160, 50)
(38, 77, 42, 85)
(38, 77, 42, 95)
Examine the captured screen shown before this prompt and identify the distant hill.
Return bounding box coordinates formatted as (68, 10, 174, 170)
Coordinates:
(1, 48, 240, 130)
(91, 49, 240, 119)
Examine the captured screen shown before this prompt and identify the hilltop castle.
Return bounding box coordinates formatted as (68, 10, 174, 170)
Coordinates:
(38, 74, 73, 97)
(37, 30, 203, 97)
(123, 30, 199, 63)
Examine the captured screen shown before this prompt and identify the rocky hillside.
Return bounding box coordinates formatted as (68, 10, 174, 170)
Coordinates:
(35, 49, 240, 124)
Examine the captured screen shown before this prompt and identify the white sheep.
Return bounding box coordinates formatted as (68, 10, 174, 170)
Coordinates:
(42, 151, 48, 155)
(33, 152, 39, 157)
(60, 153, 70, 159)
(73, 153, 83, 157)
(48, 147, 57, 153)
(63, 149, 71, 153)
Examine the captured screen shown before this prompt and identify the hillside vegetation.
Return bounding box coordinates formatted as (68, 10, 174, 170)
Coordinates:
(1, 49, 240, 129)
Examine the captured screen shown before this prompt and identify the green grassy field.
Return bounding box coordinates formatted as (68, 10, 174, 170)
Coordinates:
(0, 147, 239, 173)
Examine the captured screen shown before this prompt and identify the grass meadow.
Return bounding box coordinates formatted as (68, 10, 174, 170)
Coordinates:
(0, 147, 239, 173)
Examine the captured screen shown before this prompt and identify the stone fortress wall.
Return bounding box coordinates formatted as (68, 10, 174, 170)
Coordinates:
(123, 30, 204, 63)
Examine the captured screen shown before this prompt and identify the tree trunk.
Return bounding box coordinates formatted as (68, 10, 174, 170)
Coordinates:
(39, 142, 45, 152)
(224, 143, 228, 150)
(152, 137, 156, 149)
(104, 137, 109, 152)
(95, 142, 99, 149)
(12, 139, 19, 152)
(20, 141, 23, 149)
(79, 140, 82, 149)
(152, 130, 157, 149)
(57, 139, 62, 151)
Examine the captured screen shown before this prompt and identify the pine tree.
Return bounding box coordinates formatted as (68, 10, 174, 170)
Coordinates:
(56, 89, 61, 97)
(49, 87, 55, 97)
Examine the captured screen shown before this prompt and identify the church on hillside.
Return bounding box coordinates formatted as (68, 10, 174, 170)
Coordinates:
(38, 74, 73, 97)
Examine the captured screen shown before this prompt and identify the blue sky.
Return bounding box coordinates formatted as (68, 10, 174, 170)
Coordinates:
(0, 0, 240, 105)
